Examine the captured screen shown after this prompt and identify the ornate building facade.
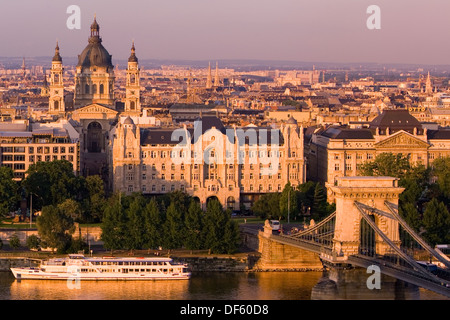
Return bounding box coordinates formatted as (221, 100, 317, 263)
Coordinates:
(111, 115, 305, 210)
(306, 109, 450, 199)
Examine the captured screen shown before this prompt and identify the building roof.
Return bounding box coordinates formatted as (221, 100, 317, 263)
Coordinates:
(369, 109, 422, 134)
(321, 126, 374, 140)
(77, 17, 113, 70)
(427, 129, 450, 140)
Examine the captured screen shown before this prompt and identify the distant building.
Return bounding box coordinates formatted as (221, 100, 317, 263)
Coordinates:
(306, 109, 450, 199)
(0, 119, 79, 180)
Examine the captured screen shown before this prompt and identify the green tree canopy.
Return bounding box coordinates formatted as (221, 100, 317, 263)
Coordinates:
(0, 167, 19, 218)
(431, 157, 450, 200)
(143, 197, 163, 250)
(100, 194, 129, 251)
(36, 204, 75, 253)
(163, 202, 184, 249)
(22, 160, 88, 209)
(251, 193, 281, 220)
(279, 182, 299, 221)
(184, 200, 204, 250)
(422, 198, 450, 246)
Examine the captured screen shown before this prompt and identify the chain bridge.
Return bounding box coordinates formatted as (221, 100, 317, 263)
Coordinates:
(256, 177, 450, 298)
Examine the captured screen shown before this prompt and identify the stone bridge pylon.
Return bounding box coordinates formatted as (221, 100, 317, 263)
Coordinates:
(330, 176, 404, 259)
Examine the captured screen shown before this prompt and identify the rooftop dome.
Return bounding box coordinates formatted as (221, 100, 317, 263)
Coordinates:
(123, 116, 134, 125)
(128, 41, 138, 63)
(52, 42, 62, 62)
(286, 116, 298, 125)
(77, 17, 113, 70)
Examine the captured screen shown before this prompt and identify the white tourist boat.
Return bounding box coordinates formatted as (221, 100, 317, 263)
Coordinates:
(10, 254, 191, 280)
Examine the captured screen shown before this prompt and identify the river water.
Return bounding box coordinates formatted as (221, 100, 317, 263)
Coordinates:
(0, 271, 447, 300)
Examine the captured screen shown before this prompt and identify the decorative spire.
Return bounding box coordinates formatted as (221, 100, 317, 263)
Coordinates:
(128, 40, 138, 63)
(52, 40, 62, 62)
(90, 14, 100, 38)
(214, 61, 219, 87)
(206, 62, 212, 89)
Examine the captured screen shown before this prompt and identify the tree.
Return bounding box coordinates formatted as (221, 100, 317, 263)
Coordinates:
(222, 219, 241, 254)
(100, 194, 129, 251)
(431, 157, 450, 200)
(184, 200, 204, 250)
(57, 199, 82, 222)
(311, 183, 328, 220)
(279, 183, 298, 221)
(126, 195, 147, 250)
(0, 167, 19, 218)
(143, 197, 163, 249)
(399, 202, 422, 233)
(162, 202, 184, 249)
(9, 233, 21, 250)
(422, 198, 450, 246)
(203, 199, 227, 253)
(36, 205, 75, 253)
(252, 193, 281, 220)
(22, 160, 88, 209)
(26, 234, 41, 251)
(85, 175, 107, 222)
(359, 153, 411, 178)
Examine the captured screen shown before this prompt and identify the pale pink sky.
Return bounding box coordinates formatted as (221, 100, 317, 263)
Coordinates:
(1, 0, 449, 65)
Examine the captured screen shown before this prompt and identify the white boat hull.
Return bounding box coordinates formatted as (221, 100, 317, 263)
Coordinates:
(10, 267, 191, 281)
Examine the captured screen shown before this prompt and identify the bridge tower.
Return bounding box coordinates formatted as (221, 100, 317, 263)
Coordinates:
(330, 176, 404, 259)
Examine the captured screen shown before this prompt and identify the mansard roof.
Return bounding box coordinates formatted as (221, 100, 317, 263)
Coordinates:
(369, 109, 423, 134)
(139, 116, 285, 146)
(321, 126, 374, 140)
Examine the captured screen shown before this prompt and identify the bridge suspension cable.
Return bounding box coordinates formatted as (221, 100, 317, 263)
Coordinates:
(384, 201, 450, 270)
(355, 201, 450, 286)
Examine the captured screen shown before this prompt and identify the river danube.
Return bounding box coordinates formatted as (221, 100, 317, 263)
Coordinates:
(0, 271, 447, 300)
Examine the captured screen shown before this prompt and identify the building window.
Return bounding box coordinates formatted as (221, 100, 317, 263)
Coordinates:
(128, 185, 133, 192)
(367, 154, 373, 160)
(142, 174, 146, 180)
(152, 185, 156, 192)
(335, 164, 340, 171)
(345, 163, 352, 171)
(171, 185, 175, 191)
(161, 185, 166, 192)
(278, 184, 282, 191)
(161, 174, 165, 180)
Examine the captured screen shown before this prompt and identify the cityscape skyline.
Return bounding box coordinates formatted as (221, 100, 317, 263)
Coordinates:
(1, 0, 450, 65)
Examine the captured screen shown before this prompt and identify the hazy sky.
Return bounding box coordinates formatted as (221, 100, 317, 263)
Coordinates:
(1, 0, 450, 65)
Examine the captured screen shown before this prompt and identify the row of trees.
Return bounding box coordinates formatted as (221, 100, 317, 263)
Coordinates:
(101, 191, 241, 254)
(252, 181, 335, 222)
(359, 153, 450, 245)
(0, 160, 107, 223)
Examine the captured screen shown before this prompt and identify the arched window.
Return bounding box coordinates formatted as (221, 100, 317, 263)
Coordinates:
(54, 100, 59, 110)
(85, 84, 90, 94)
(99, 84, 104, 94)
(130, 101, 135, 110)
(93, 84, 97, 94)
